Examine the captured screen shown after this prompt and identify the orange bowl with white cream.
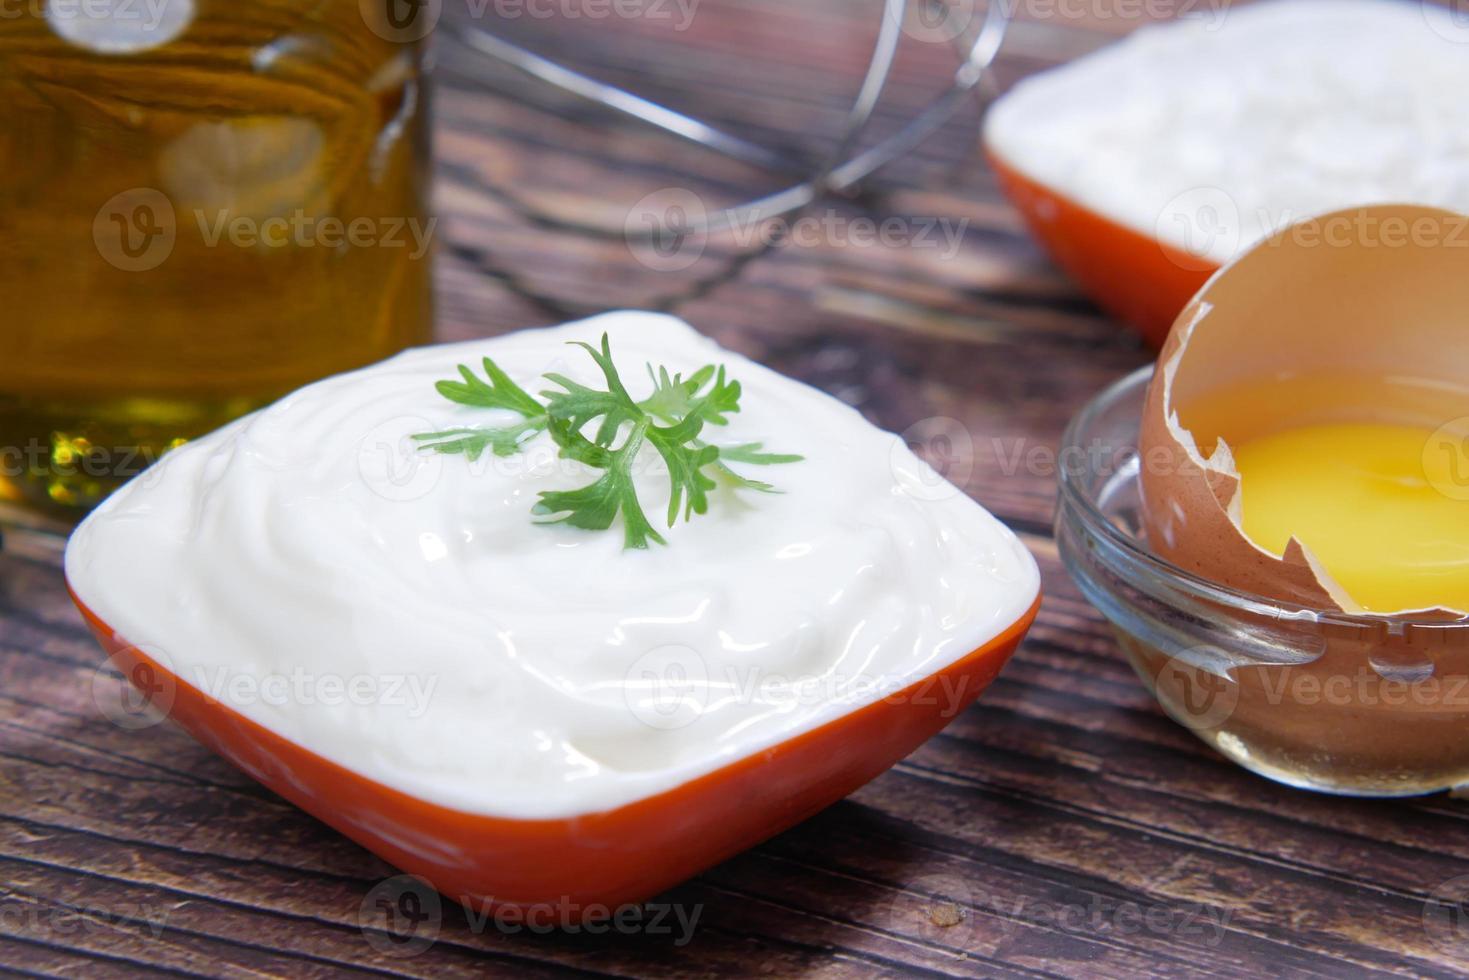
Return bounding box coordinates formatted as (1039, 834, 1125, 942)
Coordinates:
(66, 312, 1041, 914)
(72, 587, 1037, 914)
(984, 0, 1469, 346)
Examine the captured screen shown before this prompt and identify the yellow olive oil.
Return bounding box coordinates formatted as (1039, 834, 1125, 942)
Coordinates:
(0, 0, 433, 522)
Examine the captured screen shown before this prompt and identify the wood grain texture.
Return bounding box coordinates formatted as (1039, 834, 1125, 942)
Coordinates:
(5, 1, 1468, 976)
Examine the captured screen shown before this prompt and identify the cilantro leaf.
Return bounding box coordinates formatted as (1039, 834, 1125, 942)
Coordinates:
(533, 418, 664, 549)
(646, 426, 720, 524)
(541, 336, 646, 446)
(413, 333, 801, 549)
(719, 442, 805, 466)
(433, 357, 544, 418)
(639, 363, 715, 421)
(411, 416, 545, 461)
(711, 442, 805, 493)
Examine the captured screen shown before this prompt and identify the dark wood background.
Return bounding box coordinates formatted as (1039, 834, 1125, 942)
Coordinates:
(6, 0, 1469, 976)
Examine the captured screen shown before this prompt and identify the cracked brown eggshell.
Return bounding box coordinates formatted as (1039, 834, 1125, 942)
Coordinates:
(1137, 204, 1469, 615)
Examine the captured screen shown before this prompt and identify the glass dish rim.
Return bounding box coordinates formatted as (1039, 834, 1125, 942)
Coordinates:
(1056, 365, 1469, 633)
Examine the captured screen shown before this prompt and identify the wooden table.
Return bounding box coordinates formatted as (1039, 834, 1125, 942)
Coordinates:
(4, 1, 1467, 976)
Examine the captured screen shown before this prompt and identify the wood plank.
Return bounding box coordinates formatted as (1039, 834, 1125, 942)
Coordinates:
(4, 1, 1466, 976)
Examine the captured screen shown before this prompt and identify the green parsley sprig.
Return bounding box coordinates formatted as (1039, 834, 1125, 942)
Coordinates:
(412, 334, 801, 549)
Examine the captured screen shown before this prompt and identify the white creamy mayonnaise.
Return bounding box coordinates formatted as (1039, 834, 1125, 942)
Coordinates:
(67, 313, 1039, 819)
(984, 0, 1469, 263)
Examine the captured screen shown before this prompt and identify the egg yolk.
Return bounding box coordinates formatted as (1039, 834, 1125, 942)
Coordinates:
(1234, 423, 1469, 613)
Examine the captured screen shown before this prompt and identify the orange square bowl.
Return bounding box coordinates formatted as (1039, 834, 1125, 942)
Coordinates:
(987, 148, 1217, 348)
(70, 584, 1039, 916)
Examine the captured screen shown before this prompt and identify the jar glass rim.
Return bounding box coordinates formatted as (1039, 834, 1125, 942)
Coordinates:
(1057, 365, 1469, 633)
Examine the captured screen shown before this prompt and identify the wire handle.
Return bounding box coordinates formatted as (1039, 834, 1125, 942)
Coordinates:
(444, 0, 1010, 232)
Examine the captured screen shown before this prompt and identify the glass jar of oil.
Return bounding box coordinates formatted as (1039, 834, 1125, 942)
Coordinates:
(0, 0, 434, 528)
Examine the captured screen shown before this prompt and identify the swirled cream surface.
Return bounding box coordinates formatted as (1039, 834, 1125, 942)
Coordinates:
(984, 0, 1469, 264)
(67, 313, 1039, 819)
